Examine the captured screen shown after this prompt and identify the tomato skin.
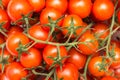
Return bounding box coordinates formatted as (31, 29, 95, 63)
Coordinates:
(28, 0, 45, 12)
(0, 33, 5, 44)
(92, 23, 109, 40)
(78, 30, 99, 55)
(117, 10, 120, 24)
(56, 63, 79, 80)
(92, 0, 114, 21)
(46, 0, 68, 13)
(66, 48, 87, 70)
(39, 7, 62, 31)
(5, 62, 28, 80)
(7, 0, 33, 22)
(1, 74, 10, 80)
(68, 0, 92, 18)
(0, 8, 10, 29)
(28, 24, 50, 49)
(20, 47, 42, 68)
(88, 56, 107, 77)
(62, 14, 86, 38)
(6, 32, 30, 56)
(43, 45, 67, 66)
(2, 0, 10, 8)
(101, 76, 118, 80)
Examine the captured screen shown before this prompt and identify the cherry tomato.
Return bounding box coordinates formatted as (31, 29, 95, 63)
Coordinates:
(62, 14, 86, 38)
(28, 24, 50, 49)
(1, 74, 10, 80)
(56, 63, 79, 80)
(5, 62, 28, 80)
(92, 0, 114, 21)
(43, 45, 67, 66)
(78, 30, 99, 55)
(0, 33, 5, 44)
(39, 7, 62, 31)
(20, 47, 42, 68)
(117, 10, 120, 24)
(66, 48, 87, 70)
(92, 23, 109, 40)
(7, 0, 33, 22)
(6, 32, 30, 56)
(101, 76, 118, 80)
(28, 0, 45, 12)
(46, 0, 68, 13)
(0, 8, 10, 29)
(88, 56, 108, 77)
(68, 0, 92, 18)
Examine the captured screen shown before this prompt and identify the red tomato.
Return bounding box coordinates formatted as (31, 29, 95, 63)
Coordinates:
(28, 24, 50, 49)
(39, 7, 62, 31)
(92, 0, 114, 21)
(101, 76, 118, 80)
(78, 30, 99, 55)
(1, 74, 10, 80)
(28, 0, 45, 12)
(66, 48, 87, 70)
(117, 10, 120, 24)
(0, 33, 5, 44)
(6, 32, 30, 56)
(46, 0, 68, 13)
(2, 0, 10, 8)
(5, 62, 28, 80)
(0, 8, 10, 29)
(88, 56, 108, 77)
(43, 45, 67, 66)
(92, 23, 109, 40)
(20, 47, 42, 68)
(7, 0, 33, 22)
(56, 63, 79, 80)
(68, 0, 92, 18)
(62, 14, 86, 38)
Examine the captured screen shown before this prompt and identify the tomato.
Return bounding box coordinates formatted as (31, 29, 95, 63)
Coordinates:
(39, 7, 62, 31)
(101, 76, 118, 80)
(56, 63, 79, 80)
(78, 30, 99, 55)
(0, 8, 10, 29)
(0, 33, 5, 44)
(5, 62, 28, 80)
(66, 48, 87, 70)
(1, 74, 10, 80)
(0, 48, 13, 72)
(114, 67, 120, 78)
(28, 0, 45, 12)
(92, 23, 109, 40)
(117, 10, 120, 24)
(109, 45, 120, 68)
(92, 0, 114, 21)
(28, 24, 50, 49)
(6, 32, 30, 56)
(46, 0, 68, 13)
(88, 56, 108, 77)
(43, 45, 67, 66)
(20, 47, 42, 68)
(7, 0, 33, 22)
(62, 14, 87, 38)
(2, 0, 10, 8)
(68, 0, 92, 18)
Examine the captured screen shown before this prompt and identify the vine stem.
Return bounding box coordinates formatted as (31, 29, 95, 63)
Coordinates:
(0, 29, 8, 37)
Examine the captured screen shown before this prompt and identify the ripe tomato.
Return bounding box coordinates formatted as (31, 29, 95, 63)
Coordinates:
(78, 30, 99, 55)
(66, 48, 87, 70)
(101, 76, 118, 80)
(7, 0, 33, 22)
(92, 0, 114, 21)
(68, 0, 92, 18)
(62, 14, 86, 38)
(6, 32, 30, 56)
(28, 24, 50, 49)
(88, 56, 108, 77)
(28, 0, 45, 12)
(92, 23, 109, 40)
(2, 0, 10, 8)
(39, 7, 62, 31)
(20, 47, 42, 68)
(5, 62, 28, 80)
(43, 45, 67, 66)
(0, 33, 5, 44)
(56, 63, 79, 80)
(46, 0, 68, 13)
(0, 8, 10, 29)
(1, 74, 10, 80)
(117, 10, 120, 24)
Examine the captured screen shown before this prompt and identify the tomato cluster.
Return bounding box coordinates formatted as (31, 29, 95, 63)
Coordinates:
(0, 0, 120, 80)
